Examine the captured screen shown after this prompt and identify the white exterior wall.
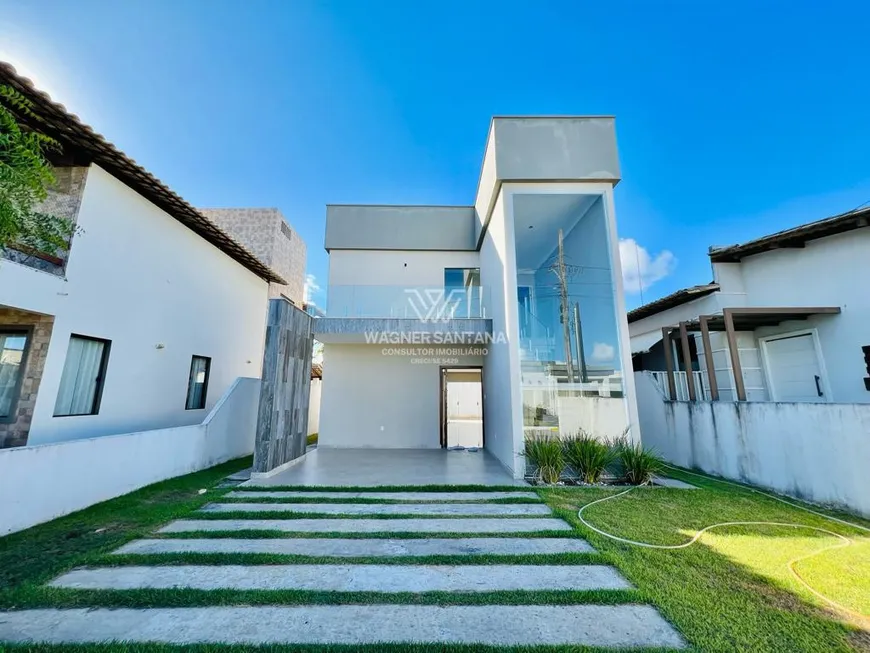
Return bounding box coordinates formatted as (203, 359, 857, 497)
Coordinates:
(308, 378, 321, 436)
(736, 229, 870, 403)
(0, 165, 269, 444)
(319, 344, 483, 448)
(328, 250, 481, 287)
(479, 192, 524, 477)
(694, 330, 768, 401)
(0, 377, 259, 535)
(601, 187, 641, 440)
(636, 371, 870, 517)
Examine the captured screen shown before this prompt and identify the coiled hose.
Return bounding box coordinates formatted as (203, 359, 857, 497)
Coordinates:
(577, 464, 870, 624)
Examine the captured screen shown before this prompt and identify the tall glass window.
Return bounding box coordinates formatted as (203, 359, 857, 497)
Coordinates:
(0, 331, 30, 421)
(512, 193, 628, 441)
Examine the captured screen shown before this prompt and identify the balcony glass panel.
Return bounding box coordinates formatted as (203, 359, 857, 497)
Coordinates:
(325, 285, 490, 319)
(512, 192, 629, 441)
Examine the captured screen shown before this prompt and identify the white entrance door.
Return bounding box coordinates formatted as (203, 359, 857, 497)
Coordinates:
(445, 370, 483, 448)
(763, 333, 826, 402)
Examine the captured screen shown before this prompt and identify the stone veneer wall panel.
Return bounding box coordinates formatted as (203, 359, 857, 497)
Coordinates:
(253, 299, 314, 473)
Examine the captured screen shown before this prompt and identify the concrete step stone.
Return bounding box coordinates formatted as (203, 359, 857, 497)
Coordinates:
(114, 537, 595, 557)
(200, 502, 552, 516)
(226, 491, 540, 501)
(0, 605, 687, 647)
(159, 518, 572, 534)
(51, 564, 631, 592)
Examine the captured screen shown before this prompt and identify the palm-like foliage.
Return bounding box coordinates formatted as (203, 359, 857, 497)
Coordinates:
(0, 84, 76, 254)
(615, 438, 664, 485)
(523, 434, 565, 484)
(563, 432, 616, 484)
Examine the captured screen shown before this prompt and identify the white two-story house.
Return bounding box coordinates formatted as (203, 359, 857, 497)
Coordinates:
(314, 117, 638, 479)
(0, 62, 306, 449)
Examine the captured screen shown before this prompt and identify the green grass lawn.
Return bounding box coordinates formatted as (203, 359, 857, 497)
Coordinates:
(1, 458, 868, 652)
(539, 468, 870, 653)
(0, 457, 252, 597)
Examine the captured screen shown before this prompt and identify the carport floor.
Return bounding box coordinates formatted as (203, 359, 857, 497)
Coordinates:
(242, 448, 525, 487)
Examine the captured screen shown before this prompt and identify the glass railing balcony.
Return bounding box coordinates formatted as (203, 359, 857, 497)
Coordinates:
(325, 285, 490, 320)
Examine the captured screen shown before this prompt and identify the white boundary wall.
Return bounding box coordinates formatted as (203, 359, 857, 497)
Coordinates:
(0, 377, 259, 535)
(635, 372, 870, 517)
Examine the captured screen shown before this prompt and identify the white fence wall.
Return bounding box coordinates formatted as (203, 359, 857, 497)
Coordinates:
(635, 372, 870, 517)
(0, 377, 259, 536)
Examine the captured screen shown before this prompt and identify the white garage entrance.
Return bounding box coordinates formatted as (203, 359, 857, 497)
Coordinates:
(761, 331, 828, 402)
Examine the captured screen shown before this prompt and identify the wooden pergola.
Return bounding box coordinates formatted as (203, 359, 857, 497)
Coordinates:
(660, 306, 841, 402)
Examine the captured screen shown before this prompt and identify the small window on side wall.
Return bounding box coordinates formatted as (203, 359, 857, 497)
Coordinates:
(54, 335, 111, 417)
(186, 356, 211, 410)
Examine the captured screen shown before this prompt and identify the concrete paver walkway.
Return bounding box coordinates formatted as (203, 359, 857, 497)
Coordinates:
(0, 484, 686, 648)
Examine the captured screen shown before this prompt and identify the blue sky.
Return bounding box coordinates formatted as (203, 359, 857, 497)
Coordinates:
(2, 0, 869, 309)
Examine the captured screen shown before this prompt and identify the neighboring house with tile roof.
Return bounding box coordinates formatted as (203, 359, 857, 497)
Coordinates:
(629, 207, 870, 404)
(0, 63, 305, 448)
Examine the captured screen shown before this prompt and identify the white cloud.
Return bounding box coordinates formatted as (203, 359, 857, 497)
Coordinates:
(591, 342, 615, 363)
(619, 238, 677, 294)
(303, 273, 321, 305)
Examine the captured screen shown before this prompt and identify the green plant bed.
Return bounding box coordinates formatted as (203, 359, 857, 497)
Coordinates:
(523, 433, 664, 488)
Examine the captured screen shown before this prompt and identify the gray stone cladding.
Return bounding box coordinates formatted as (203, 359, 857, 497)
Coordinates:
(200, 208, 306, 305)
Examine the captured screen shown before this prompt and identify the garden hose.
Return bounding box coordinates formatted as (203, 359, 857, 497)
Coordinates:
(576, 464, 870, 625)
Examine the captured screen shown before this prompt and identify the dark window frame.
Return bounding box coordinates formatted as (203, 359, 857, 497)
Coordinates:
(53, 334, 112, 417)
(0, 326, 34, 425)
(185, 355, 212, 410)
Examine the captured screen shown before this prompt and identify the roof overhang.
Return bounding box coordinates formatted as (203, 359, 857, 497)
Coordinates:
(709, 208, 870, 263)
(677, 306, 841, 332)
(627, 284, 720, 323)
(0, 62, 286, 284)
(630, 330, 663, 355)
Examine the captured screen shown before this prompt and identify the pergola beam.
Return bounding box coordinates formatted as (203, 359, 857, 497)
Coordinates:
(678, 321, 696, 401)
(698, 315, 719, 401)
(723, 308, 747, 401)
(661, 327, 677, 401)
